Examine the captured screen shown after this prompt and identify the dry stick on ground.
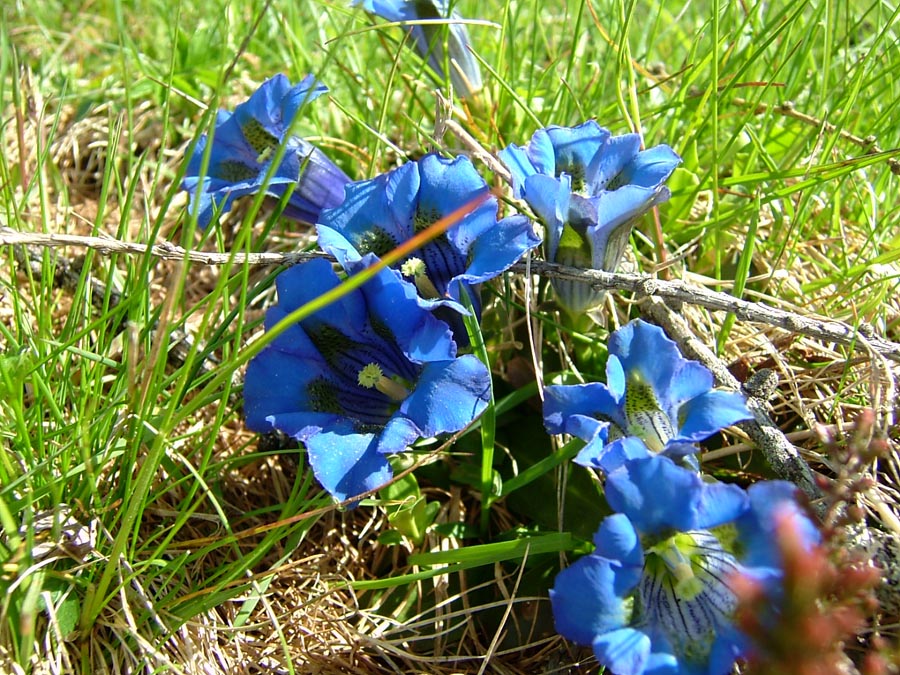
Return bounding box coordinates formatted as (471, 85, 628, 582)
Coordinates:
(3, 227, 899, 364)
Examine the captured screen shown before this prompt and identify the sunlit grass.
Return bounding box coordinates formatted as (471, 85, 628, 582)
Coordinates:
(1, 0, 898, 671)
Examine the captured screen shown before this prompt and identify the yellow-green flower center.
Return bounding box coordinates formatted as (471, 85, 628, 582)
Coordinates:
(647, 533, 704, 600)
(639, 529, 741, 666)
(401, 257, 441, 299)
(555, 223, 593, 268)
(357, 363, 410, 402)
(624, 370, 675, 452)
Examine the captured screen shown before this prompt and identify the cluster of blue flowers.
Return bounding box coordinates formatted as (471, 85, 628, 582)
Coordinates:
(544, 320, 819, 674)
(177, 3, 821, 673)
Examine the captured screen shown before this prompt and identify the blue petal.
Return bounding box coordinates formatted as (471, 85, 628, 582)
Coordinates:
(594, 627, 687, 674)
(708, 625, 751, 675)
(584, 187, 659, 275)
(353, 261, 459, 363)
(664, 361, 715, 412)
(498, 144, 536, 198)
(593, 513, 643, 571)
(542, 383, 623, 436)
(354, 0, 482, 97)
(739, 481, 820, 567)
(384, 160, 420, 230)
(278, 143, 351, 224)
(401, 355, 490, 437)
(185, 180, 258, 228)
(563, 414, 609, 448)
(306, 426, 393, 502)
(234, 73, 292, 133)
(588, 437, 653, 473)
(274, 259, 367, 334)
(524, 127, 559, 176)
(585, 132, 641, 192)
(452, 214, 540, 293)
(660, 441, 702, 459)
(315, 226, 364, 267)
(318, 172, 403, 257)
(244, 348, 336, 434)
(615, 144, 682, 189)
(604, 455, 704, 533)
(590, 185, 664, 248)
(606, 353, 627, 401)
(550, 555, 630, 646)
(281, 74, 329, 128)
(675, 390, 752, 443)
(377, 416, 423, 455)
(694, 480, 750, 529)
(417, 154, 488, 230)
(544, 121, 613, 187)
(591, 627, 653, 675)
(321, 154, 531, 314)
(181, 75, 347, 229)
(608, 321, 683, 409)
(522, 174, 572, 261)
(352, 0, 406, 22)
(572, 434, 609, 468)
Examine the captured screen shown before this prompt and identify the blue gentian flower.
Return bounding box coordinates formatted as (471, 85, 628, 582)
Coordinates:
(543, 320, 752, 472)
(500, 121, 681, 313)
(353, 0, 483, 98)
(244, 256, 491, 502)
(181, 74, 351, 228)
(317, 153, 540, 323)
(550, 454, 820, 675)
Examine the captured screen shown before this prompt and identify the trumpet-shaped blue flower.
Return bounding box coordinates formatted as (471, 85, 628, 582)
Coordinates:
(500, 122, 681, 313)
(181, 74, 351, 228)
(543, 320, 752, 472)
(353, 0, 483, 98)
(551, 454, 820, 675)
(317, 153, 540, 324)
(244, 257, 491, 502)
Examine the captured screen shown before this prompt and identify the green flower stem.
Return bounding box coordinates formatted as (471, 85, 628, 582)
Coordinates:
(460, 292, 496, 536)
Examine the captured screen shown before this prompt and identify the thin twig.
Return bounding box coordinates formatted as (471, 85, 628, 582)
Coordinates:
(8, 237, 218, 379)
(732, 97, 900, 175)
(1, 228, 318, 266)
(519, 260, 900, 364)
(4, 227, 899, 363)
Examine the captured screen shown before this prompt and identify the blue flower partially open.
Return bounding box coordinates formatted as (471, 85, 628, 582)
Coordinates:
(551, 454, 819, 675)
(352, 0, 483, 98)
(181, 74, 350, 228)
(317, 153, 540, 323)
(243, 257, 491, 503)
(500, 121, 681, 313)
(543, 320, 752, 471)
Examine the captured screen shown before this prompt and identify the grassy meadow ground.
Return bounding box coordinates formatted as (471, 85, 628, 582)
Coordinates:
(1, 0, 900, 672)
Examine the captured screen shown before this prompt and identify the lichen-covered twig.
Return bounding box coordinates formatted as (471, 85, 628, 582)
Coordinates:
(3, 227, 898, 364)
(520, 260, 900, 364)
